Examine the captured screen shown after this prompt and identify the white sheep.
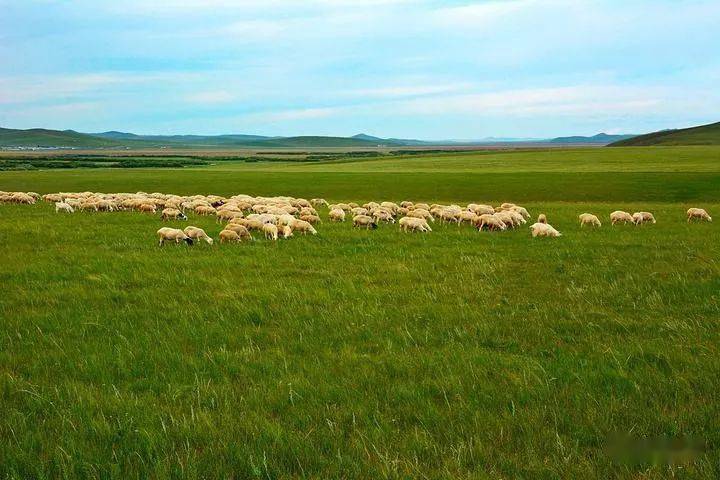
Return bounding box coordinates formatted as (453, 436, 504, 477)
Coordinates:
(329, 208, 346, 222)
(263, 223, 279, 241)
(476, 214, 506, 231)
(223, 223, 254, 241)
(183, 226, 214, 245)
(353, 215, 378, 229)
(292, 219, 317, 235)
(279, 225, 294, 239)
(310, 198, 328, 207)
(632, 211, 656, 225)
(610, 211, 634, 225)
(299, 214, 321, 224)
(55, 202, 74, 213)
(157, 227, 193, 246)
(373, 209, 395, 224)
(219, 229, 241, 243)
(530, 222, 562, 238)
(161, 208, 188, 221)
(399, 216, 432, 232)
(687, 208, 712, 222)
(579, 213, 601, 227)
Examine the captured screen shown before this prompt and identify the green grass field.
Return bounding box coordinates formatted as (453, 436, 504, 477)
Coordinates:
(1, 146, 719, 478)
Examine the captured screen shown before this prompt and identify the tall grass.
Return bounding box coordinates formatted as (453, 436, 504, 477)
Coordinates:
(1, 148, 719, 478)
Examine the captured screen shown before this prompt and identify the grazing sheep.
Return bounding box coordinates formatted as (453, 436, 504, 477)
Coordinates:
(195, 205, 217, 216)
(687, 208, 712, 222)
(219, 229, 241, 244)
(276, 214, 295, 229)
(44, 193, 64, 203)
(510, 206, 531, 219)
(79, 201, 99, 212)
(399, 216, 432, 233)
(579, 213, 601, 227)
(468, 204, 495, 215)
(530, 222, 562, 238)
(351, 207, 369, 216)
(330, 203, 352, 212)
(610, 211, 634, 225)
(311, 198, 328, 207)
(216, 209, 242, 223)
(161, 208, 188, 221)
(437, 209, 460, 224)
(407, 208, 434, 222)
(263, 223, 279, 241)
(231, 217, 264, 231)
(279, 225, 294, 239)
(380, 201, 399, 213)
(353, 215, 378, 229)
(299, 214, 321, 225)
(633, 211, 656, 225)
(11, 193, 36, 204)
(457, 211, 478, 224)
(183, 226, 214, 245)
(55, 202, 74, 213)
(223, 223, 253, 241)
(157, 227, 193, 246)
(476, 214, 506, 231)
(373, 209, 395, 224)
(537, 213, 547, 224)
(96, 200, 116, 212)
(292, 219, 317, 235)
(495, 211, 520, 228)
(299, 207, 318, 217)
(329, 208, 346, 222)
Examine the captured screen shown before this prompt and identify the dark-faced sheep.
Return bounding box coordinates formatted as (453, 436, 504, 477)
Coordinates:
(157, 227, 193, 246)
(183, 226, 214, 245)
(353, 215, 378, 229)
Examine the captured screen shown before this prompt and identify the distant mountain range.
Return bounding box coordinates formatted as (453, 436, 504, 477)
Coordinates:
(608, 121, 720, 146)
(0, 126, 639, 149)
(549, 133, 636, 144)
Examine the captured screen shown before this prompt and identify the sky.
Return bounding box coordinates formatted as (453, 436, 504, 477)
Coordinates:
(1, 0, 719, 139)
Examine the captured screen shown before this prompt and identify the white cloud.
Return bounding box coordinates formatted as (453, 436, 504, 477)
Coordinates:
(184, 90, 238, 104)
(433, 0, 538, 27)
(0, 72, 206, 105)
(339, 83, 473, 98)
(252, 107, 342, 122)
(231, 83, 719, 125)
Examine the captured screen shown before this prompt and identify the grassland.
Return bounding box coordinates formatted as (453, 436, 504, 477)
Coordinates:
(1, 146, 719, 479)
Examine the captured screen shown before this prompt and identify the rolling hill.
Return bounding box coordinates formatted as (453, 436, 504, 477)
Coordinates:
(608, 121, 720, 146)
(0, 128, 407, 149)
(238, 136, 383, 147)
(550, 133, 636, 145)
(0, 126, 645, 149)
(0, 127, 123, 148)
(91, 131, 276, 145)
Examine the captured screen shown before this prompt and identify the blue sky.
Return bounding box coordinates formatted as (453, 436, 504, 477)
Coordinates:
(1, 0, 719, 139)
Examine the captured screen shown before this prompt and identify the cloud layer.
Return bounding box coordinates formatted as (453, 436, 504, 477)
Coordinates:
(1, 0, 719, 138)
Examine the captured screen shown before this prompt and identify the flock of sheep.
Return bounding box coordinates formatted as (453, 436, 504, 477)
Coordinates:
(0, 190, 713, 245)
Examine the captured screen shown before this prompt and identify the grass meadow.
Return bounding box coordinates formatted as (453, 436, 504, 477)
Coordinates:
(1, 146, 719, 478)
